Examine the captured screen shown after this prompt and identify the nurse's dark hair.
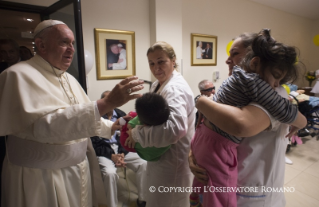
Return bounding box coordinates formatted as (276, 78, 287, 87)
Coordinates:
(234, 32, 258, 50)
(241, 28, 302, 84)
(147, 41, 178, 69)
(135, 93, 170, 126)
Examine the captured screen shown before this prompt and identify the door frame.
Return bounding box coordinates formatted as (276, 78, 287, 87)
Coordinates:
(0, 0, 87, 93)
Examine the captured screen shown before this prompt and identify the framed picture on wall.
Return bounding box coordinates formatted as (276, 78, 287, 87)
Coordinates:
(94, 28, 135, 80)
(191, 33, 217, 66)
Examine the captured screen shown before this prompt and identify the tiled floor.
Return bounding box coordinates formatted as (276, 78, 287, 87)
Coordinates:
(117, 168, 139, 207)
(285, 136, 319, 207)
(115, 135, 319, 207)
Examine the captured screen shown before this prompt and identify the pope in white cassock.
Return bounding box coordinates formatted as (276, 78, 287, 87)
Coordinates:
(0, 20, 144, 207)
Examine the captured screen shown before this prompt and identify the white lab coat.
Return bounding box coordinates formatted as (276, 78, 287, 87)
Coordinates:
(237, 86, 288, 207)
(132, 70, 195, 207)
(0, 55, 112, 207)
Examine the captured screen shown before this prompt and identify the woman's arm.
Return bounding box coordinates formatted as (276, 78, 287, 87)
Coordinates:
(131, 86, 192, 148)
(291, 111, 307, 129)
(197, 94, 306, 137)
(196, 96, 270, 137)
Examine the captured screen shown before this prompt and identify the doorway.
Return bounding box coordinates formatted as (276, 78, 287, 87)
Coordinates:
(0, 0, 86, 92)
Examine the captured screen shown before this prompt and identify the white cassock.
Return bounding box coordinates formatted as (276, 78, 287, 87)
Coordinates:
(0, 55, 112, 207)
(132, 70, 195, 207)
(112, 49, 126, 70)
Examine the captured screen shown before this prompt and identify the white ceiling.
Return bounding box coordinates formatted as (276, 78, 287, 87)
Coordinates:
(248, 0, 319, 20)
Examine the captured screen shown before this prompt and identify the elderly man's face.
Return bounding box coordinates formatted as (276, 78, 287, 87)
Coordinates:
(0, 43, 20, 66)
(111, 45, 119, 54)
(200, 82, 215, 97)
(42, 24, 75, 71)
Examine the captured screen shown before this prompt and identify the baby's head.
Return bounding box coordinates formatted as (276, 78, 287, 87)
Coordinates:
(242, 28, 300, 87)
(135, 93, 170, 126)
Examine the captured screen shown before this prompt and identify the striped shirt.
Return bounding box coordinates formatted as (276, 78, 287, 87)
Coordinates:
(210, 66, 298, 143)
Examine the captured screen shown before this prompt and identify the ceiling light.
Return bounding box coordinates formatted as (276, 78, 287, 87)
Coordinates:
(26, 18, 34, 22)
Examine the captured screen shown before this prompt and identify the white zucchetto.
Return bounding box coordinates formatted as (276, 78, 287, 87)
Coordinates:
(34, 19, 66, 37)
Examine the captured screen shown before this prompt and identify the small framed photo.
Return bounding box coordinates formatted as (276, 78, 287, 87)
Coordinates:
(191, 33, 217, 66)
(94, 28, 135, 80)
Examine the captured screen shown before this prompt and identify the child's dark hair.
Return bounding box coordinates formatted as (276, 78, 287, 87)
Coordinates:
(135, 93, 170, 126)
(242, 28, 300, 84)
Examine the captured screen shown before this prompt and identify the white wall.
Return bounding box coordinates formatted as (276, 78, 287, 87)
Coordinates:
(81, 0, 318, 113)
(182, 0, 315, 95)
(310, 19, 319, 72)
(81, 0, 151, 113)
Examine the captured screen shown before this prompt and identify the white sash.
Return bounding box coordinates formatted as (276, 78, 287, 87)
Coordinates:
(6, 135, 87, 169)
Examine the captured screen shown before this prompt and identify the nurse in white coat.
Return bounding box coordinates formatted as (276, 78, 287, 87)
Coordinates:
(192, 86, 291, 207)
(188, 32, 306, 207)
(126, 41, 195, 207)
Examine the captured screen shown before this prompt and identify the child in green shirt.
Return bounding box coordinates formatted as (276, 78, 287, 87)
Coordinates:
(120, 93, 171, 161)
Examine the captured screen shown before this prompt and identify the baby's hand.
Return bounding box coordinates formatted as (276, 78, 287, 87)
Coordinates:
(125, 134, 136, 149)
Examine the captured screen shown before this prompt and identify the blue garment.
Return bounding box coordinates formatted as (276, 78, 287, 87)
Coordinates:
(102, 110, 118, 144)
(287, 84, 298, 92)
(309, 96, 319, 108)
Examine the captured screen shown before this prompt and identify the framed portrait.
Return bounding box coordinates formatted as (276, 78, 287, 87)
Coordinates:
(191, 33, 217, 66)
(94, 28, 135, 80)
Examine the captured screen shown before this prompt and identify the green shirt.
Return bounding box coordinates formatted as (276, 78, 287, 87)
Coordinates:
(129, 116, 171, 161)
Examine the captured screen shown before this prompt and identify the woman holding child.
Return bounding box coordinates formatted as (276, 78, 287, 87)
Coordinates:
(126, 41, 195, 206)
(189, 29, 306, 207)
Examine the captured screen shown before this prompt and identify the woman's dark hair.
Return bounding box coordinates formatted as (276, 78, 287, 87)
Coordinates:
(234, 32, 258, 51)
(241, 28, 301, 84)
(135, 93, 170, 126)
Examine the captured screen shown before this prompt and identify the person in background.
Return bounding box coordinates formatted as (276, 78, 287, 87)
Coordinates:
(196, 41, 204, 59)
(107, 43, 120, 70)
(0, 19, 144, 207)
(195, 80, 215, 127)
(125, 41, 195, 207)
(91, 90, 147, 207)
(198, 80, 215, 97)
(0, 38, 21, 206)
(189, 30, 306, 207)
(0, 39, 20, 73)
(203, 43, 212, 59)
(112, 43, 127, 70)
(19, 46, 34, 61)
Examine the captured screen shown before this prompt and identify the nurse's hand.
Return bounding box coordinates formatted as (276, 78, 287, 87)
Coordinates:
(125, 127, 136, 148)
(188, 150, 208, 185)
(286, 125, 299, 139)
